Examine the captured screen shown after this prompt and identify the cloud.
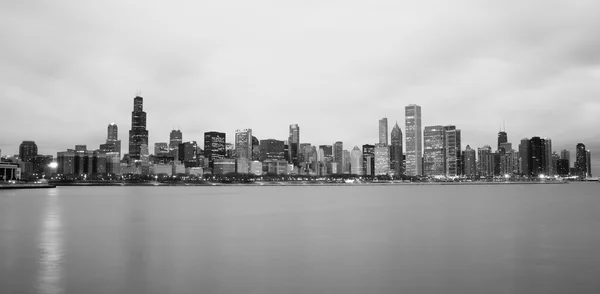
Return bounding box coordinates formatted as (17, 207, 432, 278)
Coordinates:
(1, 0, 599, 177)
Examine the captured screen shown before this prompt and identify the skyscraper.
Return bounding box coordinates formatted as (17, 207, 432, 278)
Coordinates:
(423, 125, 445, 176)
(169, 130, 183, 158)
(390, 122, 403, 176)
(374, 144, 390, 175)
(288, 124, 300, 166)
(477, 145, 494, 177)
(350, 146, 363, 175)
(405, 104, 422, 176)
(544, 138, 553, 176)
(444, 126, 461, 177)
(498, 131, 507, 151)
(178, 141, 199, 168)
(463, 145, 477, 177)
(362, 144, 375, 176)
(586, 150, 592, 177)
(379, 118, 388, 146)
(259, 139, 286, 161)
(128, 96, 149, 160)
(204, 132, 226, 169)
(528, 137, 546, 177)
(19, 141, 38, 162)
(518, 138, 530, 176)
(333, 141, 343, 174)
(235, 129, 252, 159)
(100, 123, 122, 157)
(575, 143, 587, 178)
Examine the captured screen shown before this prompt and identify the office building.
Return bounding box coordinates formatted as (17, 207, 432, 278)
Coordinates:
(288, 124, 300, 166)
(544, 138, 553, 176)
(154, 142, 169, 155)
(528, 137, 546, 177)
(235, 129, 253, 159)
(444, 126, 461, 177)
(350, 146, 363, 175)
(477, 145, 494, 177)
(390, 122, 403, 176)
(463, 145, 477, 177)
(169, 129, 183, 157)
(379, 117, 388, 145)
(333, 141, 343, 174)
(374, 143, 390, 175)
(405, 104, 422, 176)
(252, 136, 260, 161)
(518, 138, 530, 175)
(128, 96, 149, 160)
(423, 125, 445, 176)
(19, 141, 38, 163)
(498, 131, 507, 150)
(362, 144, 375, 176)
(204, 132, 226, 169)
(260, 139, 286, 161)
(586, 150, 591, 177)
(178, 141, 199, 168)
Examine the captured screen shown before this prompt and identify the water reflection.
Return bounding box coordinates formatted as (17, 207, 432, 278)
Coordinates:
(36, 188, 64, 294)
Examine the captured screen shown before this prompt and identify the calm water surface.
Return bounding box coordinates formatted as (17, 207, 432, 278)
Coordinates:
(1, 184, 600, 294)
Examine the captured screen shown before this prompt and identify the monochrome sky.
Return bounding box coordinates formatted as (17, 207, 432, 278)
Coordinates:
(1, 0, 599, 174)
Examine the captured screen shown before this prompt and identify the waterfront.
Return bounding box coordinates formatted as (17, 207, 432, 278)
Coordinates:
(1, 184, 600, 294)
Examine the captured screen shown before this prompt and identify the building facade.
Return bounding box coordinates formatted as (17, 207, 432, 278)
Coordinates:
(405, 104, 422, 176)
(235, 129, 252, 160)
(128, 96, 149, 160)
(390, 123, 403, 176)
(423, 125, 445, 176)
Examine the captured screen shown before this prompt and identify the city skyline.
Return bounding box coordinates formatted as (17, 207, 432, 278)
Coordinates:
(1, 1, 599, 175)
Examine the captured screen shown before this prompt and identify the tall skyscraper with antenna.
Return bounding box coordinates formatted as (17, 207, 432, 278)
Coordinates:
(128, 96, 149, 160)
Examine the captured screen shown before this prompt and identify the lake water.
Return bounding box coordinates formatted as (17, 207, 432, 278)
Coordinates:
(1, 184, 600, 294)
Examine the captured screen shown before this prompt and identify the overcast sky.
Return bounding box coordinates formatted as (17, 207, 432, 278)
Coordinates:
(1, 0, 599, 174)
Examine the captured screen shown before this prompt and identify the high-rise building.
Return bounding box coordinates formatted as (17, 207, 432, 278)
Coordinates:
(498, 131, 507, 150)
(178, 141, 199, 168)
(169, 130, 183, 158)
(575, 143, 587, 178)
(390, 122, 403, 176)
(251, 136, 260, 161)
(333, 141, 343, 174)
(362, 144, 375, 176)
(235, 129, 252, 159)
(463, 145, 477, 177)
(100, 123, 122, 157)
(405, 104, 422, 176)
(379, 118, 388, 146)
(444, 126, 461, 177)
(586, 150, 592, 177)
(350, 146, 363, 175)
(557, 159, 570, 176)
(374, 144, 390, 175)
(423, 125, 445, 176)
(544, 138, 553, 176)
(560, 149, 570, 164)
(19, 141, 38, 162)
(128, 96, 149, 160)
(204, 132, 226, 169)
(528, 137, 546, 177)
(518, 138, 530, 176)
(477, 145, 494, 177)
(288, 124, 300, 166)
(260, 139, 286, 161)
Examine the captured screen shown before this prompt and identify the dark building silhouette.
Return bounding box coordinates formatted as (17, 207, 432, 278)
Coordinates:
(362, 144, 375, 176)
(498, 131, 507, 151)
(128, 96, 148, 160)
(575, 143, 587, 178)
(556, 159, 570, 176)
(528, 137, 546, 177)
(19, 141, 38, 162)
(260, 139, 285, 161)
(178, 141, 199, 168)
(251, 136, 260, 161)
(204, 132, 226, 169)
(390, 123, 403, 176)
(519, 138, 530, 176)
(463, 145, 477, 177)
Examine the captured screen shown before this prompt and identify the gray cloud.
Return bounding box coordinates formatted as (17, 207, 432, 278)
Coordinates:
(1, 0, 599, 174)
